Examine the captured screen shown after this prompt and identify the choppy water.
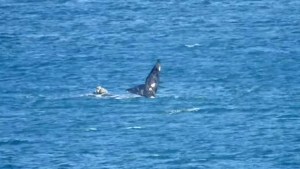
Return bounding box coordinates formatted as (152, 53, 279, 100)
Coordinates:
(1, 0, 300, 168)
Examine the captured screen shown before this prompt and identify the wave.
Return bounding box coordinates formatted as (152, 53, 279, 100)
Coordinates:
(0, 139, 32, 146)
(167, 107, 201, 114)
(91, 93, 142, 100)
(184, 43, 200, 48)
(85, 127, 98, 131)
(40, 91, 204, 102)
(125, 126, 143, 129)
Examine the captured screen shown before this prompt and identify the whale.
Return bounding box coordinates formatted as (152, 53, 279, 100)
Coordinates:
(127, 60, 161, 98)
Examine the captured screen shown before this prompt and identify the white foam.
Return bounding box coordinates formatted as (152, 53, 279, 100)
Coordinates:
(126, 126, 143, 129)
(168, 107, 201, 114)
(185, 43, 200, 48)
(86, 127, 97, 131)
(85, 93, 141, 100)
(186, 107, 201, 112)
(114, 94, 141, 100)
(94, 94, 104, 98)
(169, 109, 182, 114)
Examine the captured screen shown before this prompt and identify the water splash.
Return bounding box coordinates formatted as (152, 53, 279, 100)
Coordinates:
(168, 107, 201, 114)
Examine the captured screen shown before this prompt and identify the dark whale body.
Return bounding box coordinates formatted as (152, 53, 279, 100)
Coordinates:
(127, 60, 161, 98)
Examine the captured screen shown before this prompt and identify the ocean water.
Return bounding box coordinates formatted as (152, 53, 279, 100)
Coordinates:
(1, 0, 300, 168)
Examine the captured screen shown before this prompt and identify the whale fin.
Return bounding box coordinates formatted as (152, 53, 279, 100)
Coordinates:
(127, 60, 161, 98)
(145, 60, 161, 94)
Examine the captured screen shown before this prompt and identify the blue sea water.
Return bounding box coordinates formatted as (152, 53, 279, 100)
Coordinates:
(1, 0, 300, 168)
